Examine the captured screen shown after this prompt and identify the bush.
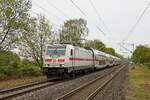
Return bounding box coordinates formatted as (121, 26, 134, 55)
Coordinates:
(0, 65, 42, 80)
(19, 59, 42, 76)
(0, 73, 7, 80)
(19, 66, 42, 76)
(144, 63, 150, 69)
(0, 51, 42, 80)
(0, 66, 19, 76)
(21, 58, 34, 67)
(10, 61, 20, 68)
(0, 51, 20, 66)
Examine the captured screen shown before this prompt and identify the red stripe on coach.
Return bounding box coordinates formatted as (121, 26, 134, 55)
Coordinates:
(45, 59, 52, 62)
(69, 58, 94, 61)
(58, 59, 65, 62)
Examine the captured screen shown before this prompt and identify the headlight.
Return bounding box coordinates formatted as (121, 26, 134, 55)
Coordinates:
(44, 64, 50, 67)
(60, 64, 65, 67)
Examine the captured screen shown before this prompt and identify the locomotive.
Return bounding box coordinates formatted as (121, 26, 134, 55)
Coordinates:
(43, 44, 121, 78)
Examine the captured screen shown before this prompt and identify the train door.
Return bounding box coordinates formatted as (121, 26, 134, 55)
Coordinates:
(70, 49, 74, 67)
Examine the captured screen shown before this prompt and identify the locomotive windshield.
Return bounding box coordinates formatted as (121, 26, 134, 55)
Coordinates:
(46, 46, 66, 56)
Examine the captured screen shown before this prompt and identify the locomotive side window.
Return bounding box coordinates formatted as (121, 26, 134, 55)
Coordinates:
(46, 46, 66, 56)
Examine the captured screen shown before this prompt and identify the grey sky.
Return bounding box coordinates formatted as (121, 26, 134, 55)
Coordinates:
(31, 0, 150, 57)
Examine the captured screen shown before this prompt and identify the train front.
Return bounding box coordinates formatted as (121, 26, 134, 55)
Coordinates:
(43, 44, 67, 78)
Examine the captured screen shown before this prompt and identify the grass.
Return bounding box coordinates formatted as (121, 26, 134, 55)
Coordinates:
(0, 76, 47, 90)
(127, 65, 150, 100)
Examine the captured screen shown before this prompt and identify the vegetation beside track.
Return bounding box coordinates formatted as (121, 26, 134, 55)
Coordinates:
(0, 76, 46, 90)
(127, 64, 150, 100)
(0, 51, 42, 80)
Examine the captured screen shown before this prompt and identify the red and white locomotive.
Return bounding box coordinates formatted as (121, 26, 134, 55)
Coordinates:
(43, 44, 121, 78)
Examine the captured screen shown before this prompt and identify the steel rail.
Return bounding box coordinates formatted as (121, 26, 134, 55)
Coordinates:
(0, 79, 51, 94)
(0, 79, 60, 100)
(85, 64, 127, 100)
(56, 64, 124, 100)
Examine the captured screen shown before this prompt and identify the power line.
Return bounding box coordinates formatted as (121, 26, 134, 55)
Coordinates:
(46, 0, 70, 19)
(69, 0, 87, 16)
(123, 1, 150, 42)
(69, 0, 107, 36)
(88, 0, 110, 34)
(30, 10, 61, 28)
(34, 2, 64, 22)
(96, 26, 106, 36)
(130, 2, 150, 33)
(88, 0, 117, 42)
(118, 43, 133, 53)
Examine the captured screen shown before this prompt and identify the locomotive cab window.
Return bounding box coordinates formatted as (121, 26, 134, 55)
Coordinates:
(46, 46, 66, 56)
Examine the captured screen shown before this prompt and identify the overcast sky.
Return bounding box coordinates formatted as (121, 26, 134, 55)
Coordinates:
(30, 0, 150, 57)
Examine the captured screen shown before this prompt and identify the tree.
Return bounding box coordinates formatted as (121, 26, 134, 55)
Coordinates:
(59, 18, 88, 46)
(84, 39, 123, 58)
(84, 39, 106, 51)
(0, 0, 31, 50)
(104, 47, 115, 56)
(20, 15, 53, 67)
(132, 45, 150, 64)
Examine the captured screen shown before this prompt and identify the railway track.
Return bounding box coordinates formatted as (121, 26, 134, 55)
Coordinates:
(56, 64, 127, 100)
(0, 64, 127, 100)
(0, 79, 60, 100)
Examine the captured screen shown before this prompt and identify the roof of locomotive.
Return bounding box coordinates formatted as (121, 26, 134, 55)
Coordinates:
(46, 44, 73, 47)
(46, 44, 92, 52)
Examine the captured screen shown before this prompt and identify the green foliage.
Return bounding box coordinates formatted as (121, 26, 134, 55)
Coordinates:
(19, 66, 42, 76)
(21, 58, 34, 67)
(0, 66, 19, 77)
(0, 73, 7, 80)
(0, 51, 42, 80)
(144, 63, 150, 69)
(84, 39, 105, 51)
(0, 0, 31, 50)
(0, 65, 41, 80)
(20, 15, 53, 67)
(128, 65, 150, 99)
(5, 7, 13, 17)
(132, 45, 150, 64)
(0, 51, 20, 66)
(83, 39, 122, 58)
(60, 18, 88, 46)
(104, 47, 115, 56)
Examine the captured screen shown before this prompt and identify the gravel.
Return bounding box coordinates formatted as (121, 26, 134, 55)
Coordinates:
(9, 65, 127, 100)
(92, 65, 128, 100)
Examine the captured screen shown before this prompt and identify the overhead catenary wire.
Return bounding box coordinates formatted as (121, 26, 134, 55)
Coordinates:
(118, 43, 132, 53)
(68, 0, 122, 57)
(88, 0, 118, 43)
(69, 0, 107, 36)
(46, 0, 70, 19)
(88, 0, 110, 34)
(69, 0, 87, 16)
(129, 2, 150, 33)
(34, 0, 109, 38)
(33, 1, 64, 22)
(96, 26, 106, 36)
(122, 1, 150, 42)
(30, 10, 61, 29)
